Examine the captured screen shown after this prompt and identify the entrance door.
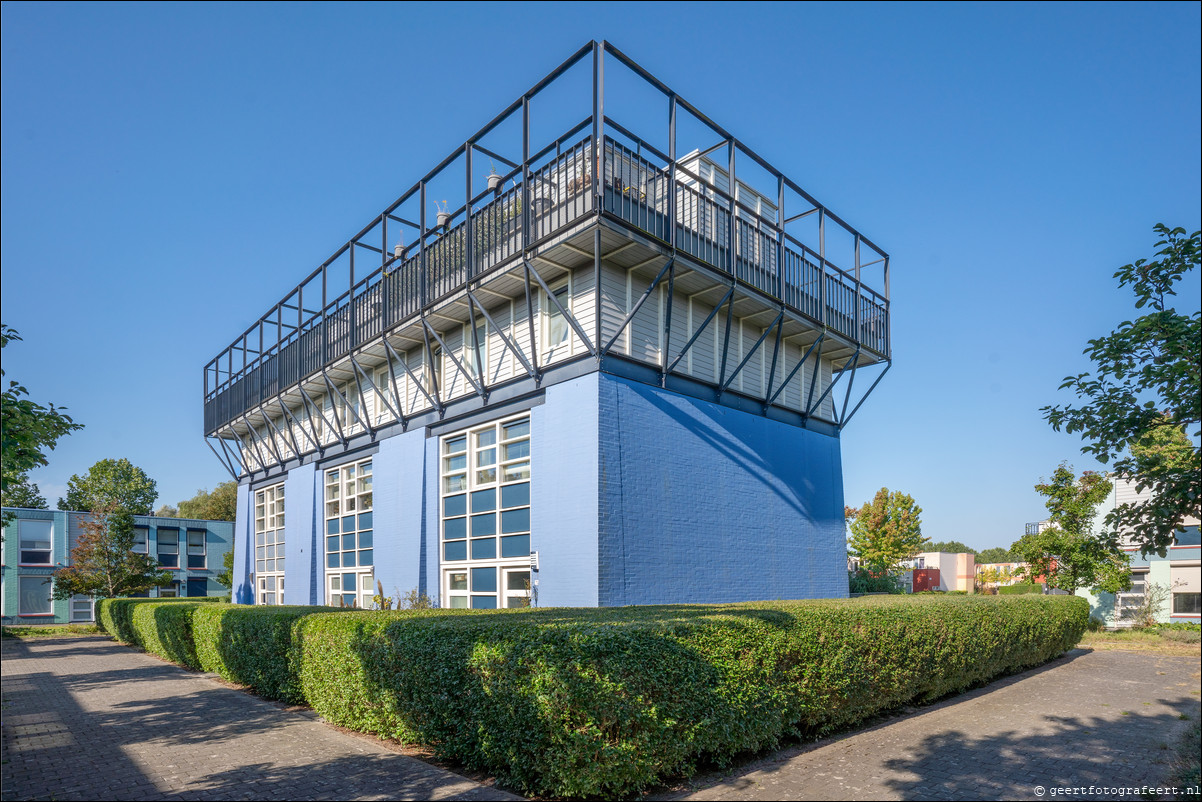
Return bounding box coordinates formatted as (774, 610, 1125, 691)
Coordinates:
(502, 568, 532, 608)
(70, 595, 94, 622)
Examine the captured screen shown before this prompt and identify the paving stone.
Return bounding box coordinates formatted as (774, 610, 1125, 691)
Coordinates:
(655, 649, 1201, 801)
(0, 636, 520, 801)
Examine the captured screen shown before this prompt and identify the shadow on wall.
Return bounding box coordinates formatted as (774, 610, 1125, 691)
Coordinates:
(621, 378, 838, 521)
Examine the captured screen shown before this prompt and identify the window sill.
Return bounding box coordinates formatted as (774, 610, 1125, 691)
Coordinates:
(17, 564, 55, 568)
(18, 613, 56, 618)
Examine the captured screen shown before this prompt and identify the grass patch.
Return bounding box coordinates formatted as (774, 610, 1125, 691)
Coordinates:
(1, 624, 101, 638)
(1079, 628, 1201, 656)
(1166, 714, 1200, 791)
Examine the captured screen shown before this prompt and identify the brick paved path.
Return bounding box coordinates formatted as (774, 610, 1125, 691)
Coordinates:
(0, 635, 519, 801)
(656, 649, 1201, 801)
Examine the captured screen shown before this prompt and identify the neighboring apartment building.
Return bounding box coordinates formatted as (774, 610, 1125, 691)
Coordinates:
(906, 552, 977, 593)
(1, 508, 234, 625)
(1027, 476, 1201, 626)
(203, 42, 892, 610)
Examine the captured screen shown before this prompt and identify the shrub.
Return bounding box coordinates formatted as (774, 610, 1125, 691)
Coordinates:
(848, 570, 904, 594)
(96, 596, 215, 647)
(998, 583, 1044, 595)
(192, 604, 346, 702)
(294, 595, 1086, 798)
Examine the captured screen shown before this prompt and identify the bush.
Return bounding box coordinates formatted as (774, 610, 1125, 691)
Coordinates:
(294, 595, 1086, 797)
(192, 604, 346, 702)
(998, 583, 1044, 595)
(95, 595, 1086, 798)
(95, 596, 217, 648)
(848, 570, 904, 594)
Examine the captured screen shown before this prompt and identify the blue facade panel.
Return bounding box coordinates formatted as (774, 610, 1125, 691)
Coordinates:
(283, 464, 317, 605)
(423, 434, 441, 605)
(373, 428, 428, 604)
(597, 373, 847, 606)
(531, 374, 600, 607)
(232, 483, 254, 604)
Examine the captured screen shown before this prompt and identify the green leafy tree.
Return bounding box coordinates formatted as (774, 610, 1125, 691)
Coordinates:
(2, 474, 48, 509)
(925, 540, 976, 555)
(1010, 463, 1130, 593)
(1, 325, 83, 525)
(51, 501, 173, 599)
(216, 549, 234, 590)
(977, 546, 1016, 564)
(58, 458, 157, 514)
(177, 481, 237, 521)
(1043, 224, 1201, 556)
(846, 488, 928, 574)
(154, 503, 179, 518)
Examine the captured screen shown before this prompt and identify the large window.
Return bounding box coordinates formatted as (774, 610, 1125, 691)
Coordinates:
(441, 415, 532, 609)
(255, 483, 286, 605)
(324, 458, 374, 608)
(543, 280, 571, 360)
(157, 527, 179, 568)
(133, 526, 149, 554)
(186, 529, 206, 569)
(19, 576, 52, 617)
(19, 520, 52, 565)
(1173, 593, 1201, 616)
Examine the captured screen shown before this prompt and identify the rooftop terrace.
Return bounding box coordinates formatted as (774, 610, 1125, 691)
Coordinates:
(203, 41, 891, 464)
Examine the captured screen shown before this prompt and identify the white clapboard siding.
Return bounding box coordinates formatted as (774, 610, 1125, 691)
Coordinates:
(629, 272, 661, 363)
(573, 268, 596, 355)
(598, 263, 628, 354)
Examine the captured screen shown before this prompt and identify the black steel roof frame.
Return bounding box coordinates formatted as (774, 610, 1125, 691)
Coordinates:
(204, 40, 893, 474)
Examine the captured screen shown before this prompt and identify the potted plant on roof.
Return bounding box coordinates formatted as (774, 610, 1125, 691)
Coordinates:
(435, 200, 451, 229)
(487, 162, 504, 193)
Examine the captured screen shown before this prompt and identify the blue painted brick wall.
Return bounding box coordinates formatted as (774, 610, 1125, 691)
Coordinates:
(597, 373, 847, 605)
(232, 483, 254, 604)
(374, 428, 428, 603)
(283, 464, 317, 605)
(531, 373, 600, 607)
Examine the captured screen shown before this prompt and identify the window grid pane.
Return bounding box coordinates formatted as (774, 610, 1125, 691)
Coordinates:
(441, 414, 532, 609)
(324, 458, 374, 607)
(255, 482, 286, 605)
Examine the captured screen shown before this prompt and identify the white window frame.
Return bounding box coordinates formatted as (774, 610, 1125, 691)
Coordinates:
(157, 527, 180, 569)
(323, 457, 374, 608)
(542, 277, 572, 361)
(18, 519, 53, 566)
(464, 319, 489, 382)
(132, 526, 149, 554)
(19, 575, 54, 617)
(440, 414, 532, 610)
(186, 529, 207, 570)
(70, 594, 94, 622)
(254, 482, 286, 605)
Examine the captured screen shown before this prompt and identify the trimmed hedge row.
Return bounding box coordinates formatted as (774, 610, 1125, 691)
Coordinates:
(998, 582, 1044, 595)
(96, 594, 1086, 798)
(192, 604, 345, 702)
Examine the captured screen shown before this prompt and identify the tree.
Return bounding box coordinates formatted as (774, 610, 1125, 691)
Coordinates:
(51, 502, 173, 599)
(925, 540, 976, 555)
(846, 488, 928, 574)
(177, 481, 237, 521)
(58, 458, 157, 514)
(216, 549, 234, 591)
(1009, 463, 1130, 593)
(977, 546, 1016, 564)
(1043, 224, 1201, 556)
(2, 474, 48, 509)
(154, 504, 179, 518)
(1, 325, 83, 524)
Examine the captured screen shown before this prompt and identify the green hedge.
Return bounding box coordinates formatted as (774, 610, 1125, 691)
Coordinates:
(95, 594, 1085, 798)
(294, 595, 1086, 797)
(96, 596, 220, 649)
(998, 582, 1044, 595)
(193, 604, 345, 702)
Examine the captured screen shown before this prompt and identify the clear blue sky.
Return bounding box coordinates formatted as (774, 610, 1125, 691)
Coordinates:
(2, 2, 1199, 550)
